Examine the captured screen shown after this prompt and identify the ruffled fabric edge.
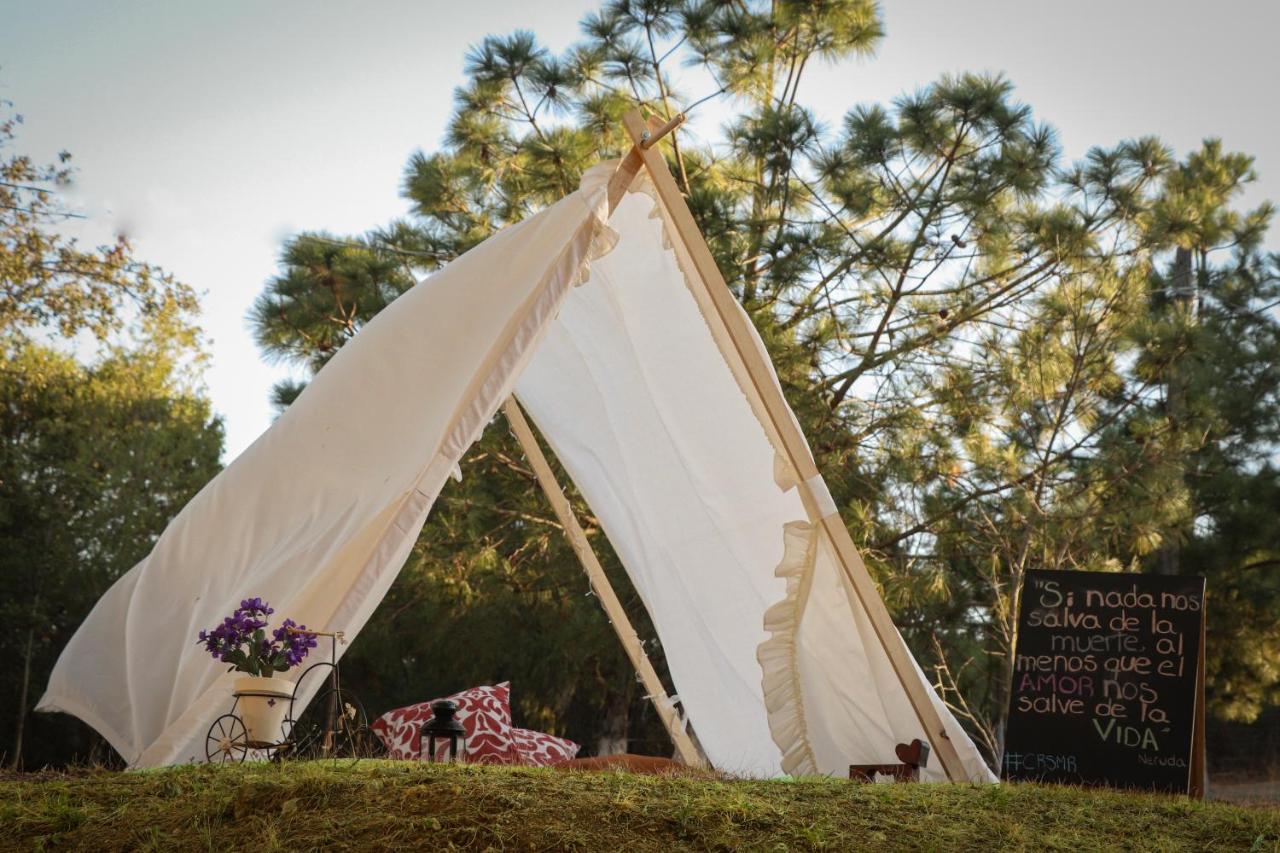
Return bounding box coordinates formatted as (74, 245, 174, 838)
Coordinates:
(595, 159, 820, 773)
(756, 520, 821, 776)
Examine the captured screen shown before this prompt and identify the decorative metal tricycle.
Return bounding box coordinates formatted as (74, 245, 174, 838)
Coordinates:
(205, 628, 376, 763)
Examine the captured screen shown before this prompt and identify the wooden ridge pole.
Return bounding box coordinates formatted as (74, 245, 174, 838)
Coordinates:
(619, 108, 968, 781)
(502, 397, 705, 767)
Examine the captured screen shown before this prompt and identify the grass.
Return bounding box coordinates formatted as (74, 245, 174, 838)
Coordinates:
(0, 761, 1277, 851)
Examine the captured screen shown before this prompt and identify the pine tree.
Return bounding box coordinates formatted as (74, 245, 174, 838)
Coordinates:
(249, 2, 1279, 759)
(1136, 141, 1280, 722)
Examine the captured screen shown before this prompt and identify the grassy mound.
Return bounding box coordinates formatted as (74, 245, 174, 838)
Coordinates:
(1, 761, 1277, 851)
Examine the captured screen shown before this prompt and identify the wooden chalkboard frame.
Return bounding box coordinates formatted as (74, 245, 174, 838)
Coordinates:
(1189, 611, 1207, 798)
(1003, 570, 1207, 796)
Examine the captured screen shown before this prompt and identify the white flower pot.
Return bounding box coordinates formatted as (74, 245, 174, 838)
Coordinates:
(233, 675, 295, 746)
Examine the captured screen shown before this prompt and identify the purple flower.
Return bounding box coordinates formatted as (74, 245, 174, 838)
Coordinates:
(239, 597, 274, 616)
(271, 619, 318, 668)
(195, 597, 316, 675)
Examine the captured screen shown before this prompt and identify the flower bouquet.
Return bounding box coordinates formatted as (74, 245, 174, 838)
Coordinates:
(197, 598, 319, 745)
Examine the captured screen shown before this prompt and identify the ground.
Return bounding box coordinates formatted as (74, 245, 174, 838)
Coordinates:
(1214, 778, 1280, 808)
(1, 761, 1277, 851)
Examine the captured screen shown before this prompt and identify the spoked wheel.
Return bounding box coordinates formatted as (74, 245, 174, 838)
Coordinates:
(288, 688, 374, 761)
(206, 714, 250, 764)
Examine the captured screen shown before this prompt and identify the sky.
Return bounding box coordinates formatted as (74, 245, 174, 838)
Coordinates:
(3, 0, 1277, 460)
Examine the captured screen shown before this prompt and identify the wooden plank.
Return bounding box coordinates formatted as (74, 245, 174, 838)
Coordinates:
(620, 108, 968, 781)
(607, 147, 644, 215)
(1189, 606, 1208, 799)
(502, 397, 705, 767)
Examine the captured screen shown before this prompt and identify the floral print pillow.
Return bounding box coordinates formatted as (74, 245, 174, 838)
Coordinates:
(510, 726, 580, 766)
(371, 682, 517, 764)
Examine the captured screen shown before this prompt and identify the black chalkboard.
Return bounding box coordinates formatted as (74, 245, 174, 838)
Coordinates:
(1002, 569, 1205, 794)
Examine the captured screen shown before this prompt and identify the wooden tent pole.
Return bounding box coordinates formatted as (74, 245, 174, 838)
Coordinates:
(606, 113, 681, 213)
(501, 397, 705, 767)
(608, 148, 644, 215)
(619, 108, 968, 781)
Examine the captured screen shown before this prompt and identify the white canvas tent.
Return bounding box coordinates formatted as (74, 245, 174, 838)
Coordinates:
(38, 112, 995, 782)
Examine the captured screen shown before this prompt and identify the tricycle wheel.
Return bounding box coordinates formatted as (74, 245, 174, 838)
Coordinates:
(289, 688, 373, 760)
(206, 714, 249, 764)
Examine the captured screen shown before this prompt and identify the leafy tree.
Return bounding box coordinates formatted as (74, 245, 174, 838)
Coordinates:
(0, 98, 224, 768)
(251, 233, 416, 410)
(0, 340, 224, 768)
(0, 101, 200, 346)
(901, 141, 1280, 755)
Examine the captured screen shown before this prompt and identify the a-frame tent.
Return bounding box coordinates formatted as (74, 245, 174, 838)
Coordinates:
(38, 112, 995, 782)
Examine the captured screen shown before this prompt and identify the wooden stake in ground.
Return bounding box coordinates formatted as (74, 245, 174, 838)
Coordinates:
(1189, 604, 1208, 799)
(619, 108, 967, 782)
(502, 397, 704, 767)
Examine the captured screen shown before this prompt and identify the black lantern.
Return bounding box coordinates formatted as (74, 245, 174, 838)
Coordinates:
(421, 699, 467, 763)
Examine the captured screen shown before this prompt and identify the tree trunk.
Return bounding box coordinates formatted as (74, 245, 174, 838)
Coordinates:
(1158, 246, 1195, 576)
(992, 619, 1019, 768)
(9, 627, 35, 770)
(595, 690, 630, 757)
(991, 566, 1030, 769)
(992, 659, 1012, 767)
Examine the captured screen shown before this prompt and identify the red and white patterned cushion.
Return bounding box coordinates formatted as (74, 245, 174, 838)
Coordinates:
(371, 682, 518, 764)
(510, 726, 580, 766)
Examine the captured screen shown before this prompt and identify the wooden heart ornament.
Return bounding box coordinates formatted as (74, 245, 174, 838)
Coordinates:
(895, 738, 929, 767)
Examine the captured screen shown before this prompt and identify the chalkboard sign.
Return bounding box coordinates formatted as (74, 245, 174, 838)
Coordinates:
(1002, 569, 1206, 794)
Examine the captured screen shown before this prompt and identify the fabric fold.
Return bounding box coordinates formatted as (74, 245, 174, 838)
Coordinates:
(38, 167, 620, 767)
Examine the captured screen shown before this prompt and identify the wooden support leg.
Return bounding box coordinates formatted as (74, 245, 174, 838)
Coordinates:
(502, 397, 705, 768)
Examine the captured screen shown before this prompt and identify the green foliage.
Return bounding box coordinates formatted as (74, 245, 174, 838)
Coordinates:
(250, 232, 417, 409)
(0, 341, 224, 767)
(0, 98, 225, 768)
(1131, 143, 1280, 722)
(0, 100, 201, 346)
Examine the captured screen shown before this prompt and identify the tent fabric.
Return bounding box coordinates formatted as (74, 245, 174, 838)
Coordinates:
(39, 159, 994, 781)
(514, 175, 993, 781)
(37, 171, 617, 766)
